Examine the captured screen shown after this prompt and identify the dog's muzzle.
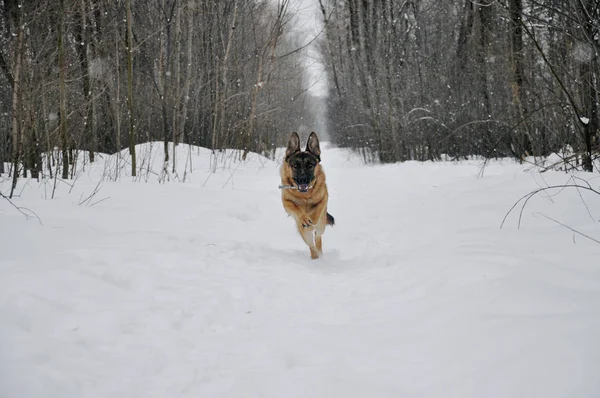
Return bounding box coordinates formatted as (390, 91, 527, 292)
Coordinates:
(298, 183, 309, 192)
(295, 177, 311, 192)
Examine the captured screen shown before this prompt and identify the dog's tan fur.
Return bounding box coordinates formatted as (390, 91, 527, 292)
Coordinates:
(280, 132, 333, 259)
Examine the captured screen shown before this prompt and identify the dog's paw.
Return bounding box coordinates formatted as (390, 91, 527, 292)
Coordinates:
(300, 216, 313, 229)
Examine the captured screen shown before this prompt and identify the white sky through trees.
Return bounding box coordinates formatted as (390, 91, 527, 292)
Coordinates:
(288, 0, 328, 98)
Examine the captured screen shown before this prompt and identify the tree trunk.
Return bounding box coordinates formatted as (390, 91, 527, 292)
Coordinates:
(211, 53, 220, 153)
(9, 22, 24, 197)
(318, 0, 342, 98)
(179, 0, 194, 147)
(114, 24, 122, 175)
(218, 0, 238, 153)
(509, 0, 531, 159)
(125, 0, 136, 176)
(242, 55, 263, 160)
(76, 0, 95, 163)
(172, 3, 181, 173)
(42, 92, 53, 179)
(579, 0, 598, 172)
(160, 0, 172, 164)
(580, 64, 596, 172)
(58, 0, 69, 180)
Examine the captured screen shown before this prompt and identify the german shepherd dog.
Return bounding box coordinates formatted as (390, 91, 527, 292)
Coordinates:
(280, 132, 334, 259)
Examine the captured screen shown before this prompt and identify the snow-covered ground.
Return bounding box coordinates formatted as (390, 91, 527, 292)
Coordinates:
(1, 142, 599, 398)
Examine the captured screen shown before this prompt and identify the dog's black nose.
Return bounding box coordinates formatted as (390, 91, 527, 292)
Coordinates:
(295, 174, 310, 184)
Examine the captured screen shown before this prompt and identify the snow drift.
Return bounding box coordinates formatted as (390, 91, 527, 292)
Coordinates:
(1, 143, 599, 397)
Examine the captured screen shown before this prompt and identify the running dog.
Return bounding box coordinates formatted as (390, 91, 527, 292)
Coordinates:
(280, 132, 334, 259)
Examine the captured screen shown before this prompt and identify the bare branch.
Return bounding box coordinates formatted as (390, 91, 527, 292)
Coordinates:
(0, 191, 43, 225)
(501, 184, 600, 229)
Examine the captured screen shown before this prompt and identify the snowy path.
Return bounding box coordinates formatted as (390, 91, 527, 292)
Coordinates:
(2, 144, 600, 397)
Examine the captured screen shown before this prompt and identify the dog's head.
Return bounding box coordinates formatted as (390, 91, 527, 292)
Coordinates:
(284, 132, 321, 192)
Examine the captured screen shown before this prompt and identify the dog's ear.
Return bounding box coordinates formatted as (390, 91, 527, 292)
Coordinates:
(306, 132, 321, 159)
(285, 132, 301, 160)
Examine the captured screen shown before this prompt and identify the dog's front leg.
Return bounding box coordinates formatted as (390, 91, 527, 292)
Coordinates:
(308, 199, 329, 258)
(282, 198, 313, 229)
(297, 224, 319, 259)
(283, 198, 319, 258)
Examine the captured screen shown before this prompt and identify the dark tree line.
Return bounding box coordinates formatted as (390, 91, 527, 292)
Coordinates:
(2, 0, 598, 196)
(0, 0, 315, 193)
(318, 0, 599, 170)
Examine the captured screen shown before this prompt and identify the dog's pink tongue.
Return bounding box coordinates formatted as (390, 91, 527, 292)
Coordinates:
(299, 184, 309, 191)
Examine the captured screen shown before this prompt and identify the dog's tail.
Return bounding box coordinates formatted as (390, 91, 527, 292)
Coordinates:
(326, 212, 335, 226)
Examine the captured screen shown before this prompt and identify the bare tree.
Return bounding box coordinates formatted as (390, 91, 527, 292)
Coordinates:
(58, 0, 69, 180)
(125, 0, 136, 176)
(0, 0, 316, 189)
(317, 0, 599, 169)
(8, 0, 24, 195)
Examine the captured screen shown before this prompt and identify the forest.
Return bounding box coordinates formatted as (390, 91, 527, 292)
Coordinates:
(319, 0, 599, 167)
(0, 0, 598, 190)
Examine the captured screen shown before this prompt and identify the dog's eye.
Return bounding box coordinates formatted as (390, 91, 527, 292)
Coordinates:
(292, 163, 300, 169)
(307, 163, 314, 169)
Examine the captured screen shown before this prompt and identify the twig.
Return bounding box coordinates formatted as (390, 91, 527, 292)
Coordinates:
(90, 196, 111, 207)
(78, 179, 104, 206)
(569, 175, 595, 221)
(540, 150, 600, 173)
(501, 183, 600, 229)
(530, 169, 555, 203)
(221, 160, 243, 189)
(533, 212, 600, 245)
(0, 191, 43, 225)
